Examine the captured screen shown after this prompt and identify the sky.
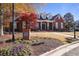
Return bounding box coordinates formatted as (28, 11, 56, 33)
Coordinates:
(37, 3, 79, 21)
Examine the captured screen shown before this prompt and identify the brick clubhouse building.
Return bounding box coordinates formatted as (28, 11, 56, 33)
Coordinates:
(15, 13, 65, 31)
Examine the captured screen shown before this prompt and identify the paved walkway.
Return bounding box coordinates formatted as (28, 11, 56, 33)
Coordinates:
(62, 46, 79, 56)
(53, 32, 79, 38)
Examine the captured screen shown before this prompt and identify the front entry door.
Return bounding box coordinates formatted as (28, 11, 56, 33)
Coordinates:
(49, 23, 52, 30)
(42, 22, 46, 30)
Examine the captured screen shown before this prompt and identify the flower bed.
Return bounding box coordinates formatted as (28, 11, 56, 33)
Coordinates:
(0, 38, 45, 56)
(0, 43, 31, 56)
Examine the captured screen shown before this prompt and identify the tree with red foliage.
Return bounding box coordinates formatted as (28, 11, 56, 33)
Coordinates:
(20, 12, 37, 29)
(19, 12, 37, 40)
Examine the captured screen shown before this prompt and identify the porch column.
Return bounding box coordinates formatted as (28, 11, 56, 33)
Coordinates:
(61, 22, 63, 29)
(55, 22, 58, 29)
(40, 22, 42, 30)
(52, 23, 53, 30)
(47, 22, 49, 30)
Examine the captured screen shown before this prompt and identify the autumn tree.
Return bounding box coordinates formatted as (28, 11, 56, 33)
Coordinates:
(0, 3, 45, 41)
(20, 12, 37, 30)
(0, 3, 36, 36)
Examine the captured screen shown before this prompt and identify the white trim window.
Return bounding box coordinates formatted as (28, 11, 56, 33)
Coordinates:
(55, 22, 58, 29)
(61, 22, 63, 29)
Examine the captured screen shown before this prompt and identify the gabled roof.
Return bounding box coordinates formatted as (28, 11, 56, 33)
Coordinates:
(38, 13, 53, 20)
(52, 14, 64, 21)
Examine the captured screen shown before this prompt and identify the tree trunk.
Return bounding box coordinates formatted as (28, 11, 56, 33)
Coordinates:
(12, 3, 15, 42)
(0, 18, 4, 36)
(0, 4, 4, 36)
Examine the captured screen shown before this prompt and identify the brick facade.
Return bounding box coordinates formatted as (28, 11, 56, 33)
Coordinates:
(15, 14, 65, 32)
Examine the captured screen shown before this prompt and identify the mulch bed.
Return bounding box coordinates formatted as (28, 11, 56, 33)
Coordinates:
(30, 39, 64, 56)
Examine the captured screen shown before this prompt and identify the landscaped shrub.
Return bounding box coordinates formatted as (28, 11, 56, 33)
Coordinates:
(0, 44, 31, 56)
(30, 39, 44, 46)
(5, 39, 13, 43)
(0, 41, 3, 44)
(5, 38, 30, 44)
(15, 39, 31, 45)
(66, 37, 79, 43)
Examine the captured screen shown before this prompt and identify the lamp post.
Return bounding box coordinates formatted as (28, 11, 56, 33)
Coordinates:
(73, 22, 76, 39)
(12, 3, 15, 42)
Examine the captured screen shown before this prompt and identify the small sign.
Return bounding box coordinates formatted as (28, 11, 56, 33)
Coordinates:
(23, 32, 29, 37)
(23, 29, 29, 40)
(22, 21, 30, 40)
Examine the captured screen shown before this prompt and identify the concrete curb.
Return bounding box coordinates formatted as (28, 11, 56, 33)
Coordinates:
(40, 41, 79, 56)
